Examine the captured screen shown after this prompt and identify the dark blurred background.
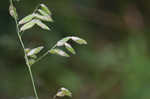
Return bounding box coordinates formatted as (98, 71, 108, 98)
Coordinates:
(1, 0, 150, 99)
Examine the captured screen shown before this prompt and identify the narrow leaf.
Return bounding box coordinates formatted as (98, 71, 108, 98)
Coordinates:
(35, 19, 50, 30)
(65, 43, 76, 54)
(49, 49, 70, 57)
(71, 36, 87, 45)
(27, 46, 44, 56)
(19, 14, 34, 25)
(20, 19, 36, 31)
(40, 4, 51, 15)
(34, 13, 53, 22)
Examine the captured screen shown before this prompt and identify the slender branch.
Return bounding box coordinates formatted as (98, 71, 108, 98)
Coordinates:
(28, 67, 39, 99)
(34, 44, 57, 64)
(34, 51, 49, 63)
(10, 0, 39, 98)
(15, 19, 39, 99)
(10, 0, 13, 5)
(33, 3, 40, 13)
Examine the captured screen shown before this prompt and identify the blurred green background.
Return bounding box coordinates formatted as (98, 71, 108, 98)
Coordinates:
(1, 0, 150, 99)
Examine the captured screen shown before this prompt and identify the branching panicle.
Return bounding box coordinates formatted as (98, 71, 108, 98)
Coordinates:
(9, 0, 87, 99)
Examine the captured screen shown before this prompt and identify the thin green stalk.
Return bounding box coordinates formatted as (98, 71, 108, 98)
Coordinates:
(15, 20, 39, 99)
(28, 66, 39, 99)
(11, 1, 55, 97)
(15, 21, 39, 99)
(33, 3, 40, 13)
(34, 51, 49, 63)
(34, 44, 57, 64)
(10, 0, 39, 98)
(9, 0, 13, 5)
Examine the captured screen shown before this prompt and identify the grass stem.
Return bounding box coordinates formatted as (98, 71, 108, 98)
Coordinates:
(10, 0, 40, 98)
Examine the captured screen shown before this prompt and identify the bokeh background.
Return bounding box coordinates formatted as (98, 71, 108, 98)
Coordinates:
(1, 0, 150, 99)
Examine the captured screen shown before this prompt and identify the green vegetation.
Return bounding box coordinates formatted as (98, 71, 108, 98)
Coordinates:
(0, 0, 150, 99)
(9, 0, 87, 99)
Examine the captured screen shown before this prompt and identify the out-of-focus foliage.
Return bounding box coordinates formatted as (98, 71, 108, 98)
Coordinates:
(1, 0, 150, 99)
